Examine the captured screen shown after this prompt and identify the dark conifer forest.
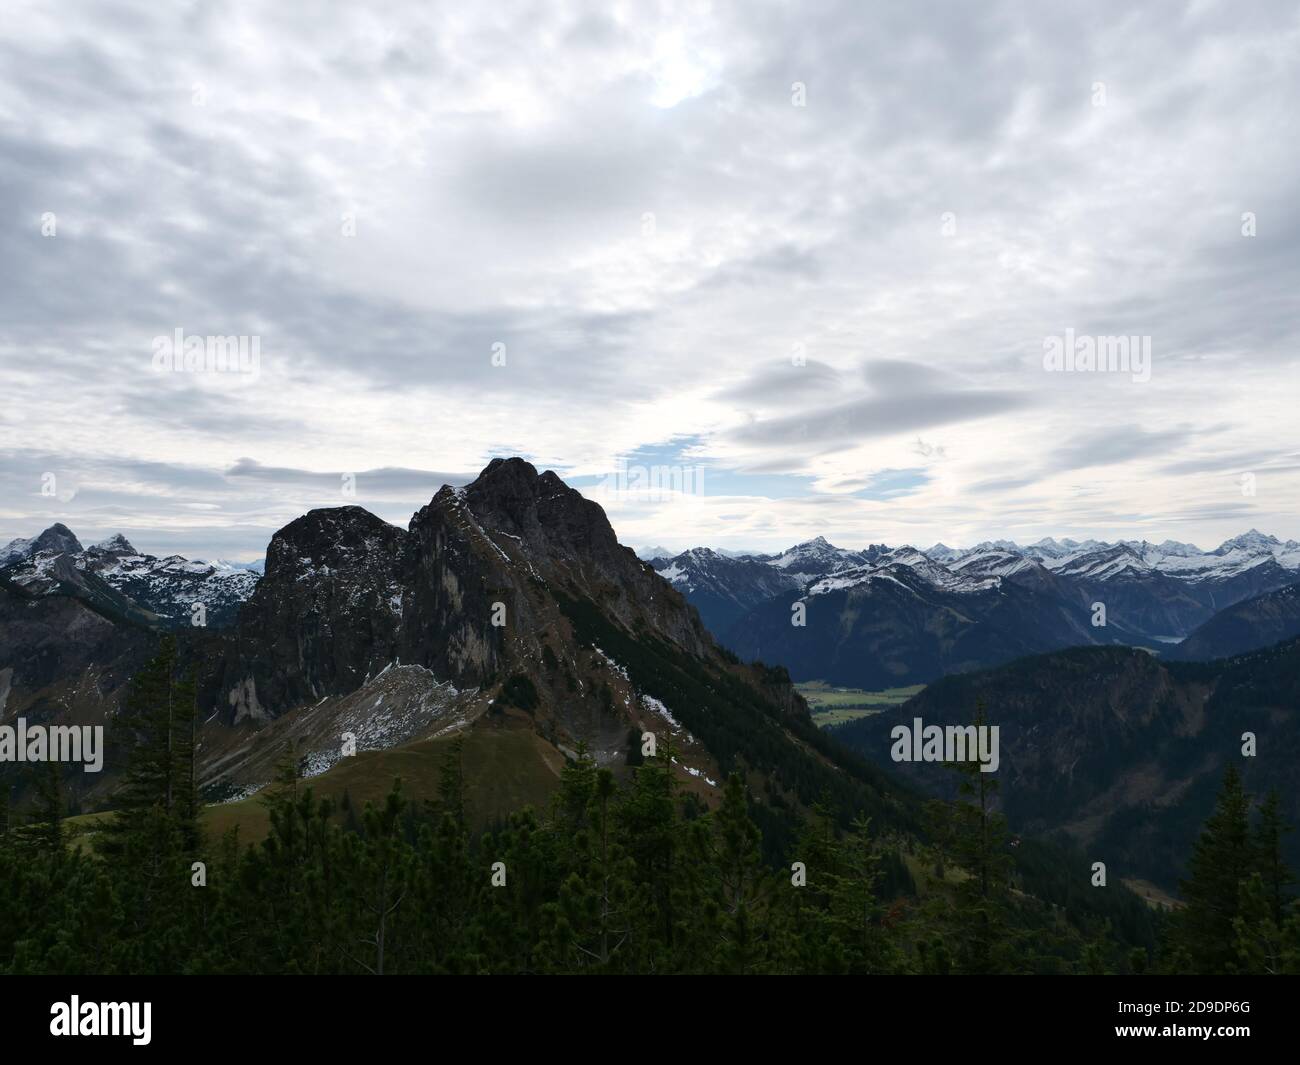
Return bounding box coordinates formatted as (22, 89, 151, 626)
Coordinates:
(2, 639, 1295, 976)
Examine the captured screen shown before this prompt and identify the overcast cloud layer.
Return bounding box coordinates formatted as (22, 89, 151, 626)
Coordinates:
(2, 0, 1298, 560)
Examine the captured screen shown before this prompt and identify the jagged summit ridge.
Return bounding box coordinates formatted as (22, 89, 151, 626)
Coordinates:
(0, 522, 83, 565)
(89, 533, 138, 555)
(206, 456, 714, 726)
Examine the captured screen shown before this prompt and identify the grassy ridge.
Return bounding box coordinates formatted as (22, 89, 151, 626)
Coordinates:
(66, 727, 566, 848)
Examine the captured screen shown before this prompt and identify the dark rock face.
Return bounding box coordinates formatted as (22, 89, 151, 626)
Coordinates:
(0, 582, 153, 721)
(29, 523, 84, 557)
(263, 506, 405, 579)
(203, 459, 714, 724)
(397, 485, 507, 686)
(459, 459, 709, 651)
(210, 507, 410, 722)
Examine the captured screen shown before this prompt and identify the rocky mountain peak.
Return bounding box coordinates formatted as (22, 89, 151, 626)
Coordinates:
(0, 523, 84, 567)
(33, 522, 83, 555)
(89, 533, 138, 555)
(201, 458, 718, 728)
(264, 506, 406, 579)
(1216, 528, 1282, 554)
(458, 456, 623, 566)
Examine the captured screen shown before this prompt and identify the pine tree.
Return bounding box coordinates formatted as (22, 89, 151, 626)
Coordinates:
(702, 773, 769, 974)
(28, 760, 64, 853)
(946, 700, 1015, 974)
(478, 807, 560, 973)
(553, 741, 596, 832)
(624, 726, 645, 767)
(1233, 872, 1287, 974)
(344, 782, 413, 975)
(828, 816, 901, 973)
(548, 767, 636, 971)
(1177, 765, 1253, 973)
(433, 735, 467, 828)
(615, 733, 695, 970)
(1252, 789, 1294, 926)
(100, 636, 201, 857)
(775, 799, 844, 973)
(172, 667, 201, 850)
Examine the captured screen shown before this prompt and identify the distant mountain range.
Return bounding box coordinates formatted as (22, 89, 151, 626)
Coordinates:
(635, 544, 748, 561)
(650, 531, 1300, 685)
(0, 524, 262, 629)
(8, 513, 1298, 687)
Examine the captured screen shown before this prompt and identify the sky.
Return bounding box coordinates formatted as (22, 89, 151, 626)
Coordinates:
(2, 0, 1298, 561)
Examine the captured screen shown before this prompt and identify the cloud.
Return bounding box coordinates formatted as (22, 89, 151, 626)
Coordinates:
(726, 359, 1031, 449)
(1047, 425, 1207, 474)
(1, 0, 1299, 556)
(226, 459, 471, 498)
(711, 358, 844, 407)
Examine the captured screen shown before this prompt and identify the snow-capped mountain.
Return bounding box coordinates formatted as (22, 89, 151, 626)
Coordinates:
(976, 532, 1300, 637)
(948, 549, 1043, 579)
(0, 522, 83, 566)
(1018, 536, 1108, 561)
(923, 542, 962, 563)
(806, 546, 999, 597)
(922, 532, 1300, 622)
(724, 549, 1110, 689)
(213, 558, 265, 574)
(1050, 541, 1151, 582)
(648, 529, 1300, 674)
(650, 547, 802, 633)
(748, 535, 890, 582)
(650, 536, 892, 631)
(1215, 529, 1290, 555)
(976, 529, 1300, 581)
(0, 524, 261, 628)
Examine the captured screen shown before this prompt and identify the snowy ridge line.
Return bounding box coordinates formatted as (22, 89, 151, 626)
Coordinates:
(652, 529, 1300, 601)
